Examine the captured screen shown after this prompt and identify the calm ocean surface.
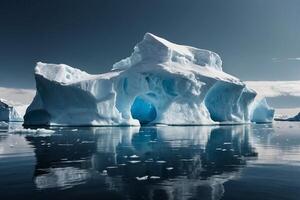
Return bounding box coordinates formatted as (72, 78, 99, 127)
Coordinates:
(1, 122, 300, 200)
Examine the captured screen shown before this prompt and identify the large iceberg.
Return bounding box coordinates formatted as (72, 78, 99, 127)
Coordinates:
(24, 33, 273, 126)
(0, 99, 27, 122)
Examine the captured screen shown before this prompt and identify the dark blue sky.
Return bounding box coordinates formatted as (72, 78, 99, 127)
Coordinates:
(1, 0, 300, 88)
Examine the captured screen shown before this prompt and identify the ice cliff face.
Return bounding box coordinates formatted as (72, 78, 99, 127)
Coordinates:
(24, 33, 273, 126)
(0, 99, 26, 122)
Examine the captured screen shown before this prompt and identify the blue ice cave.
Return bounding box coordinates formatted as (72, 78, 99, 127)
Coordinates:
(130, 96, 157, 124)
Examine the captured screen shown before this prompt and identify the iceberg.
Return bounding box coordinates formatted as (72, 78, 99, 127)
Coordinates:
(0, 99, 27, 122)
(286, 112, 300, 121)
(24, 33, 273, 126)
(274, 112, 300, 121)
(250, 98, 274, 123)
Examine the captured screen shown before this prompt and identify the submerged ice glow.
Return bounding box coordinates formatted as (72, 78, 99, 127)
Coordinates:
(23, 33, 274, 126)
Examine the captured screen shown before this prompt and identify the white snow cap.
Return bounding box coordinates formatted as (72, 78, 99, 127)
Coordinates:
(35, 62, 93, 84)
(113, 33, 222, 71)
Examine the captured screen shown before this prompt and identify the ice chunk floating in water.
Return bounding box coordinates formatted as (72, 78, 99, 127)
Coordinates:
(24, 33, 274, 126)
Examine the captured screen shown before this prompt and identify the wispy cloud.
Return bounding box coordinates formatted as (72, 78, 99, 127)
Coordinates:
(245, 81, 300, 98)
(271, 57, 281, 62)
(287, 57, 300, 61)
(272, 57, 300, 62)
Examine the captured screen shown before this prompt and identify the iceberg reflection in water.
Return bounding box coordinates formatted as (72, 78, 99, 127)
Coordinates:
(23, 125, 256, 199)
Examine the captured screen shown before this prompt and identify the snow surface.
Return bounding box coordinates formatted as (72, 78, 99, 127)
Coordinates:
(24, 33, 273, 126)
(0, 99, 27, 122)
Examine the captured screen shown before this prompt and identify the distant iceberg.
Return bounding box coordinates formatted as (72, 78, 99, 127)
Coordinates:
(250, 98, 274, 123)
(275, 111, 300, 121)
(0, 99, 27, 122)
(287, 112, 300, 121)
(24, 33, 274, 126)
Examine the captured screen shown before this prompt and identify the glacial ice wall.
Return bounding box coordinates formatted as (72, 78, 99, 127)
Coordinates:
(24, 33, 273, 126)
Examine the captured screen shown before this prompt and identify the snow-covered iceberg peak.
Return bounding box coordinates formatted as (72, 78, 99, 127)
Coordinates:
(113, 33, 222, 71)
(24, 33, 273, 126)
(35, 62, 93, 84)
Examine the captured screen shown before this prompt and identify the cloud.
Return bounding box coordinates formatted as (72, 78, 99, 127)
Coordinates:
(271, 57, 300, 62)
(0, 87, 35, 105)
(287, 57, 300, 61)
(271, 58, 281, 62)
(245, 81, 300, 98)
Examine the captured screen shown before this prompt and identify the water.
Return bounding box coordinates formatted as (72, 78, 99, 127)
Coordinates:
(1, 122, 300, 200)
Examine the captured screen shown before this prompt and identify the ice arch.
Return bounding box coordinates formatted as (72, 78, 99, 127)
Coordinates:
(130, 96, 157, 125)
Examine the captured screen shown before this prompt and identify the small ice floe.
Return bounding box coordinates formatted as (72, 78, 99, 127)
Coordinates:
(136, 176, 148, 181)
(102, 170, 108, 175)
(106, 166, 118, 169)
(9, 144, 14, 148)
(0, 121, 8, 127)
(166, 167, 174, 171)
(81, 141, 95, 144)
(149, 176, 160, 180)
(10, 128, 55, 135)
(128, 160, 141, 164)
(71, 129, 78, 132)
(130, 155, 139, 159)
(36, 128, 55, 134)
(179, 159, 193, 162)
(58, 143, 73, 146)
(155, 124, 168, 127)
